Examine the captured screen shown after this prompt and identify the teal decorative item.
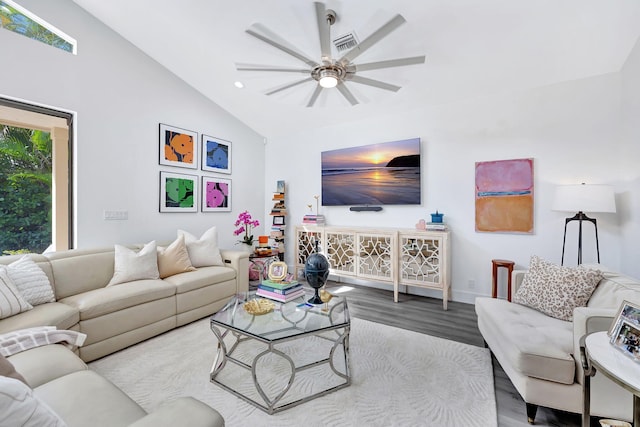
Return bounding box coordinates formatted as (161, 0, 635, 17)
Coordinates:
(431, 211, 444, 223)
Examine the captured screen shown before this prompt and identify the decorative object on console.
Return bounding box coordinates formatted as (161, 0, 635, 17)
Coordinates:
(159, 123, 197, 169)
(552, 183, 616, 265)
(304, 252, 330, 305)
(512, 255, 603, 321)
(430, 211, 444, 223)
(236, 2, 425, 107)
(322, 138, 421, 206)
(201, 176, 231, 212)
(201, 134, 231, 174)
(475, 158, 534, 234)
(159, 171, 197, 212)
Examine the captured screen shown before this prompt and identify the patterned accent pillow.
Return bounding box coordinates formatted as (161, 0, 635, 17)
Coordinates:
(0, 268, 33, 319)
(514, 256, 603, 321)
(0, 376, 67, 426)
(5, 256, 55, 306)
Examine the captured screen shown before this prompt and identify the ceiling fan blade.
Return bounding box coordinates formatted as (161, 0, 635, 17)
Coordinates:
(340, 14, 406, 64)
(306, 84, 323, 107)
(265, 77, 314, 96)
(315, 2, 331, 61)
(247, 23, 319, 68)
(236, 63, 310, 73)
(355, 55, 425, 72)
(349, 75, 401, 92)
(336, 83, 359, 106)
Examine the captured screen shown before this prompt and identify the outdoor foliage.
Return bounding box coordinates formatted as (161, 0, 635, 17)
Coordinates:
(0, 1, 74, 52)
(0, 125, 52, 254)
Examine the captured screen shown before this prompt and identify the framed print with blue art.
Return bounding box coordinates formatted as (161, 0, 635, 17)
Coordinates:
(201, 134, 231, 174)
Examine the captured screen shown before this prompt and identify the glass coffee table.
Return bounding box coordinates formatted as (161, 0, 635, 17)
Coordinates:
(209, 290, 351, 414)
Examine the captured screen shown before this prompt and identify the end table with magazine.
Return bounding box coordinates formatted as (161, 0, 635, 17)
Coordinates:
(209, 289, 351, 414)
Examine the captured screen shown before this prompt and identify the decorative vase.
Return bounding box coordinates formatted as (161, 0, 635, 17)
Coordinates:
(240, 243, 254, 254)
(304, 252, 330, 304)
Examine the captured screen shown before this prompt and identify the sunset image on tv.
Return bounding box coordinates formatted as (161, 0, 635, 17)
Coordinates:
(321, 138, 421, 206)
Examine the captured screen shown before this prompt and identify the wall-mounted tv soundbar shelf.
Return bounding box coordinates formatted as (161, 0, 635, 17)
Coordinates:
(295, 225, 451, 310)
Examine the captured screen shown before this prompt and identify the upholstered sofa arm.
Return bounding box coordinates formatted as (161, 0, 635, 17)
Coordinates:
(129, 397, 224, 427)
(511, 269, 528, 296)
(220, 249, 249, 293)
(572, 306, 617, 384)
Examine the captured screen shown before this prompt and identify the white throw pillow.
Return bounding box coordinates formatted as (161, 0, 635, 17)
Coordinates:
(107, 241, 160, 286)
(178, 226, 224, 267)
(0, 268, 33, 319)
(0, 376, 68, 426)
(5, 256, 55, 306)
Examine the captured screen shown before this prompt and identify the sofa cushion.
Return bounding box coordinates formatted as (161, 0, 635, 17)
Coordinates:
(60, 279, 175, 320)
(178, 226, 224, 267)
(4, 256, 55, 306)
(163, 266, 236, 294)
(476, 297, 576, 384)
(0, 302, 79, 335)
(108, 241, 160, 286)
(0, 352, 27, 385)
(157, 235, 196, 279)
(34, 370, 146, 427)
(587, 270, 640, 309)
(513, 255, 603, 321)
(0, 376, 67, 426)
(0, 267, 33, 319)
(7, 344, 87, 388)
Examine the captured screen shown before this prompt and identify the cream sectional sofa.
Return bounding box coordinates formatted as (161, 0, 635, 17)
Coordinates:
(0, 244, 248, 362)
(3, 344, 224, 426)
(476, 264, 640, 424)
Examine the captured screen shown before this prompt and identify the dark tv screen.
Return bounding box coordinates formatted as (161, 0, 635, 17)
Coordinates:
(321, 138, 421, 206)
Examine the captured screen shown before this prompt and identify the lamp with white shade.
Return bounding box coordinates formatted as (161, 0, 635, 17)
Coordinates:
(552, 183, 616, 265)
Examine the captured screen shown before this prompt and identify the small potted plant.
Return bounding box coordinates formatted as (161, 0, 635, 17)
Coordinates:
(234, 210, 260, 252)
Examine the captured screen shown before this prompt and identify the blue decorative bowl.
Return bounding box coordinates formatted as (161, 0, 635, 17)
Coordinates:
(430, 212, 444, 223)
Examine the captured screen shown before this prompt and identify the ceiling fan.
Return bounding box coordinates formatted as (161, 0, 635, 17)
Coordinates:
(237, 2, 426, 107)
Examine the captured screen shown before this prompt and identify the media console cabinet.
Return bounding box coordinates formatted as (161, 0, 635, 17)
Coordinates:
(294, 225, 451, 309)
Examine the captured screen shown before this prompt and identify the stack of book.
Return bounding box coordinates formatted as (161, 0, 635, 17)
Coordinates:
(256, 279, 304, 302)
(425, 222, 448, 231)
(303, 214, 325, 225)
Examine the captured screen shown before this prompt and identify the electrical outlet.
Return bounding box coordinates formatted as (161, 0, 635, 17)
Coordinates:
(103, 210, 128, 220)
(468, 279, 475, 289)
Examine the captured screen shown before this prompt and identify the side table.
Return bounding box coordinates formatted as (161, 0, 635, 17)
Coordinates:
(249, 252, 280, 283)
(491, 259, 514, 301)
(580, 331, 640, 427)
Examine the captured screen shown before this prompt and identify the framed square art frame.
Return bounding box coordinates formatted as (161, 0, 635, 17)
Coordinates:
(201, 176, 231, 212)
(159, 123, 198, 169)
(608, 300, 640, 337)
(202, 134, 232, 174)
(610, 320, 640, 363)
(273, 215, 285, 226)
(159, 171, 198, 212)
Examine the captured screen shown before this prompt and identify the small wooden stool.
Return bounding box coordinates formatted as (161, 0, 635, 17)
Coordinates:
(492, 259, 515, 302)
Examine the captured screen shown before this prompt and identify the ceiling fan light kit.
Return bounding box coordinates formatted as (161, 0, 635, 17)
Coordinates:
(238, 2, 426, 107)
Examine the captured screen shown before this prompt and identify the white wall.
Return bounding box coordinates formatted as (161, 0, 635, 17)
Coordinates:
(0, 0, 265, 249)
(620, 36, 640, 278)
(266, 72, 628, 303)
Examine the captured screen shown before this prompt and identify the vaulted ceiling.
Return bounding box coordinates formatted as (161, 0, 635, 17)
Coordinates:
(71, 0, 640, 139)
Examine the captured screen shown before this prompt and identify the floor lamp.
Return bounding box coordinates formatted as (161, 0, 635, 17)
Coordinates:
(552, 184, 616, 265)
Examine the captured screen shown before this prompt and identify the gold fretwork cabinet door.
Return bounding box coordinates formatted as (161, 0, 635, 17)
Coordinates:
(294, 225, 324, 279)
(325, 229, 357, 277)
(356, 230, 396, 284)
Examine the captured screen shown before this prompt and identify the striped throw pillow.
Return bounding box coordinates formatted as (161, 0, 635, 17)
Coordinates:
(0, 268, 33, 319)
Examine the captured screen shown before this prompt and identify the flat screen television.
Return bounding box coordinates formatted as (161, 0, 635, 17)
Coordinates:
(321, 138, 421, 206)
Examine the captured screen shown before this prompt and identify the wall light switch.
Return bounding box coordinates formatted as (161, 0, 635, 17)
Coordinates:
(103, 210, 128, 220)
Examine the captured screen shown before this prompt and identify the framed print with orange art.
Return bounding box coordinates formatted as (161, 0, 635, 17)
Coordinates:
(159, 123, 198, 169)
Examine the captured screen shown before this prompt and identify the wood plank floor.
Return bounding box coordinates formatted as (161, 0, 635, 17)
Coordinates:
(320, 281, 604, 427)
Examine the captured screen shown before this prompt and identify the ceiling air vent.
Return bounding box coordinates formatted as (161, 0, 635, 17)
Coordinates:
(333, 31, 359, 52)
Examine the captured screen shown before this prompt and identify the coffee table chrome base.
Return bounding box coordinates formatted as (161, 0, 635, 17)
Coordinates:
(210, 324, 350, 414)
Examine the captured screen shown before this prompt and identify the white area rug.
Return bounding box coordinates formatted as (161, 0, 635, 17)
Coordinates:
(90, 318, 497, 427)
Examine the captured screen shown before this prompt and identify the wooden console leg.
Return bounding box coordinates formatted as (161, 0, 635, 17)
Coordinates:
(526, 403, 538, 424)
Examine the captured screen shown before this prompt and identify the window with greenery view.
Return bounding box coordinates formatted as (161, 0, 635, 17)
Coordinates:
(0, 0, 76, 54)
(0, 125, 52, 254)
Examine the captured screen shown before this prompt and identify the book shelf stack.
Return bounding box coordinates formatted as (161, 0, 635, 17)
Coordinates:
(270, 181, 286, 261)
(302, 214, 325, 225)
(256, 279, 304, 303)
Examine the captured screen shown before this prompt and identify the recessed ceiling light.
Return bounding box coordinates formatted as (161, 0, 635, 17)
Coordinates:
(234, 81, 244, 89)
